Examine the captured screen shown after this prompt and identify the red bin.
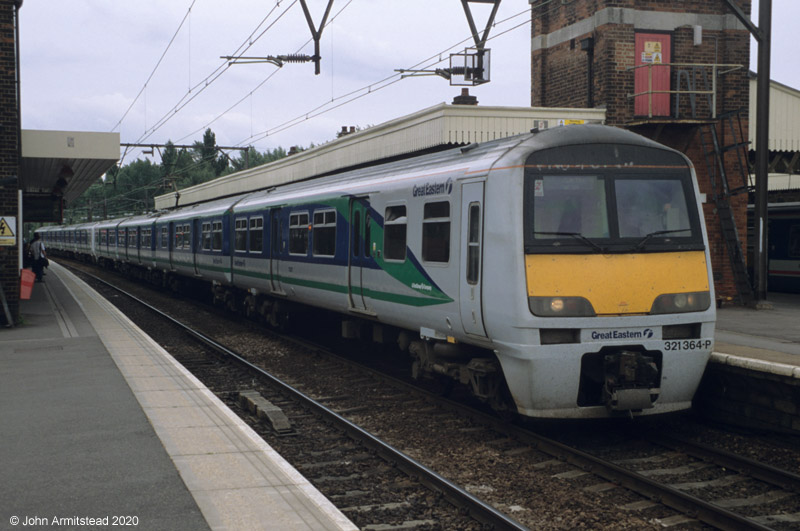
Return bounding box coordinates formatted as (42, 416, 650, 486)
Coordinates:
(20, 268, 35, 300)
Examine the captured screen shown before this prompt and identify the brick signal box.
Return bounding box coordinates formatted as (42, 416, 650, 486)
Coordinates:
(531, 0, 753, 303)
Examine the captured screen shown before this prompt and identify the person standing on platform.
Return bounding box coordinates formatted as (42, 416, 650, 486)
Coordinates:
(30, 233, 46, 282)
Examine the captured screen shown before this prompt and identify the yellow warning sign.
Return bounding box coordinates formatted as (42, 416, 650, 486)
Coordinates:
(644, 41, 662, 53)
(0, 216, 17, 246)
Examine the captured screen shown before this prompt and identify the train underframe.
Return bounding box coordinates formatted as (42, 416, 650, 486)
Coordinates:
(82, 256, 516, 414)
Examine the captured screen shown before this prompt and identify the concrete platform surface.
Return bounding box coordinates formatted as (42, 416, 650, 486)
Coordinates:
(716, 292, 800, 367)
(0, 263, 357, 531)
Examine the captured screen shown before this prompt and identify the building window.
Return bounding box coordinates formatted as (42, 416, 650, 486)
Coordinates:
(313, 209, 336, 257)
(422, 201, 450, 263)
(235, 218, 247, 252)
(289, 212, 309, 255)
(249, 217, 263, 253)
(384, 205, 407, 261)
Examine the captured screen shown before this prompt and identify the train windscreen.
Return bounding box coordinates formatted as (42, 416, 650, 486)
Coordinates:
(523, 145, 704, 254)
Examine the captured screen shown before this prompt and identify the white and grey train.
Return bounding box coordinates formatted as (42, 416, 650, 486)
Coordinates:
(41, 125, 716, 419)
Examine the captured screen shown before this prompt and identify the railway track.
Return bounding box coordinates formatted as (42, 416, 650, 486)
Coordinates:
(73, 265, 526, 531)
(64, 259, 800, 530)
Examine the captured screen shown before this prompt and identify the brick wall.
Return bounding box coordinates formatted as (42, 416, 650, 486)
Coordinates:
(531, 0, 753, 302)
(0, 0, 20, 324)
(695, 358, 800, 433)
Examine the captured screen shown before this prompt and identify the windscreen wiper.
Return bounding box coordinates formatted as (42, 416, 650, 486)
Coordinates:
(533, 231, 606, 253)
(634, 229, 691, 250)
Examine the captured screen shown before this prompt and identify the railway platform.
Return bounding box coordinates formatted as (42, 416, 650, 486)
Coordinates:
(0, 263, 357, 531)
(700, 293, 800, 433)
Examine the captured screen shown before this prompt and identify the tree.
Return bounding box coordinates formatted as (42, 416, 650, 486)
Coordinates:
(193, 128, 228, 177)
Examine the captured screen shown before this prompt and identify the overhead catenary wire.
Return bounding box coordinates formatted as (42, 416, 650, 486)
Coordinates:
(119, 3, 528, 165)
(111, 0, 198, 134)
(234, 7, 530, 147)
(176, 0, 356, 144)
(131, 0, 298, 147)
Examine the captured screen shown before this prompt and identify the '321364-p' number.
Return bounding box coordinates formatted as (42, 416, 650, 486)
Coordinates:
(664, 340, 713, 351)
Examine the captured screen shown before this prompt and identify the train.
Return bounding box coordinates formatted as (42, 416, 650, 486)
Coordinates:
(40, 124, 716, 419)
(747, 202, 800, 293)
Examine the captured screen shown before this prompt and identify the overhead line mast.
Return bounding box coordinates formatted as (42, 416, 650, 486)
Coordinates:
(224, 0, 335, 75)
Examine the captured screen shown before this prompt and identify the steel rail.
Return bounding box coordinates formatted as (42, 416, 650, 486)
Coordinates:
(80, 270, 529, 531)
(649, 432, 800, 493)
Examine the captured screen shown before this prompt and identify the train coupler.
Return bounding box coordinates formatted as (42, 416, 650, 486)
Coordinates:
(602, 350, 660, 411)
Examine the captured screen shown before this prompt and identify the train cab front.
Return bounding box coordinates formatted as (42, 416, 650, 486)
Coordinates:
(509, 137, 716, 419)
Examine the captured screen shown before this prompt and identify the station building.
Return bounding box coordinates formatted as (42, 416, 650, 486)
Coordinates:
(529, 0, 756, 303)
(0, 1, 118, 325)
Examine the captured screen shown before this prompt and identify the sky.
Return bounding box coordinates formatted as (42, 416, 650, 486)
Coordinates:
(18, 1, 799, 165)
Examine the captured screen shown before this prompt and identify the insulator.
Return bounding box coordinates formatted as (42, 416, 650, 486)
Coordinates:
(279, 54, 313, 63)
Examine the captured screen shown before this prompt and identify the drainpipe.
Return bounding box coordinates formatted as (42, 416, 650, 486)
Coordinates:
(581, 37, 595, 107)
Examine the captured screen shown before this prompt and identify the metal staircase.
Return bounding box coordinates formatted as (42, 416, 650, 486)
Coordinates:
(697, 109, 755, 304)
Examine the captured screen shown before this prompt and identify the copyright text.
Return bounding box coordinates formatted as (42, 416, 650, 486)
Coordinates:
(9, 515, 139, 527)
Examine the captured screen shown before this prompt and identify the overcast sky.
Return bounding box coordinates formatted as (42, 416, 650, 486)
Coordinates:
(18, 1, 798, 164)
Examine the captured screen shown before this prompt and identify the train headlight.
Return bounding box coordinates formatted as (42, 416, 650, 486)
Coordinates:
(529, 296, 596, 317)
(650, 291, 710, 314)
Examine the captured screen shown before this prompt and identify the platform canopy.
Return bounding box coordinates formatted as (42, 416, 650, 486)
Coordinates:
(154, 103, 606, 210)
(19, 129, 120, 222)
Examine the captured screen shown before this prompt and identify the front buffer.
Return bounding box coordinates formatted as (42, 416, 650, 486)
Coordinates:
(495, 335, 713, 419)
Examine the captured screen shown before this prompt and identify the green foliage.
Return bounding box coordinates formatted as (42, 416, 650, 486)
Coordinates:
(63, 129, 307, 224)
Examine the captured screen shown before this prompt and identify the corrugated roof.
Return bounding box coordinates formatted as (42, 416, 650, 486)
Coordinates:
(767, 173, 800, 191)
(749, 76, 800, 152)
(154, 103, 606, 210)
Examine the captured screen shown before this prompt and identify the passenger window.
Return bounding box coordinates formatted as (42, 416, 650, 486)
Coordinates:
(249, 217, 263, 253)
(352, 211, 361, 257)
(234, 218, 247, 252)
(422, 201, 450, 263)
(789, 226, 800, 258)
(289, 212, 309, 255)
(212, 221, 223, 251)
(313, 210, 336, 257)
(384, 205, 407, 261)
(160, 227, 167, 248)
(466, 203, 481, 284)
(202, 222, 212, 250)
(271, 215, 281, 257)
(364, 213, 371, 257)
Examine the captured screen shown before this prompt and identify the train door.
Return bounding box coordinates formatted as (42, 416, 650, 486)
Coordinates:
(269, 208, 285, 294)
(459, 181, 487, 336)
(348, 198, 369, 312)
